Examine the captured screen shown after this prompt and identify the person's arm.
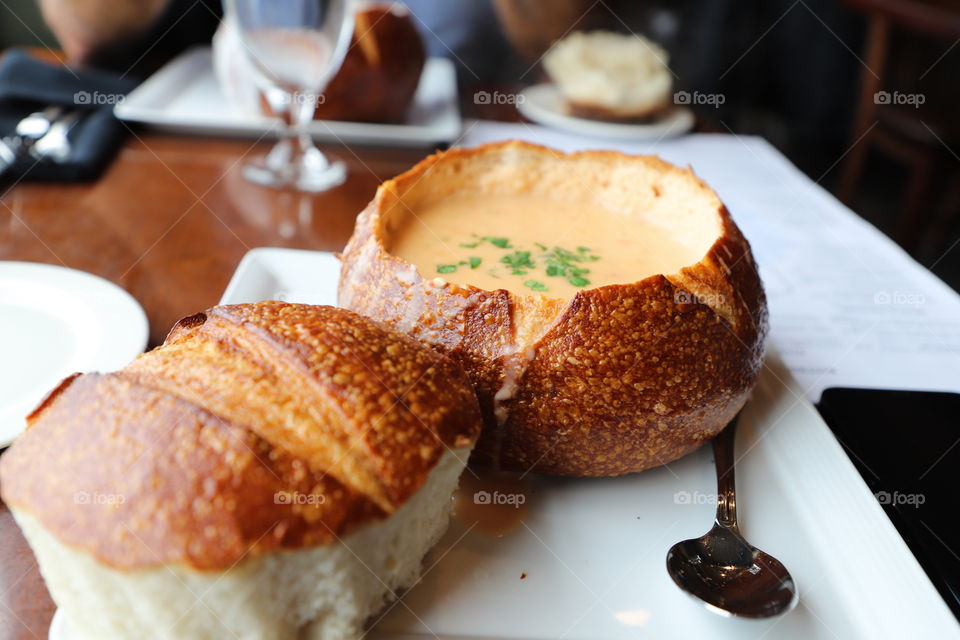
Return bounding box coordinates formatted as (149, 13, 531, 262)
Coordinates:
(37, 0, 170, 64)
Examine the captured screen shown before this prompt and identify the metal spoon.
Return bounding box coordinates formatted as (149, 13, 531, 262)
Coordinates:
(666, 414, 798, 618)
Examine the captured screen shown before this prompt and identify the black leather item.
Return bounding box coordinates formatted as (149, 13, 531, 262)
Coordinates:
(0, 49, 138, 182)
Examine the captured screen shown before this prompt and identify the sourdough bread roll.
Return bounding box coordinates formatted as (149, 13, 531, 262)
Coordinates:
(543, 30, 673, 122)
(0, 302, 481, 640)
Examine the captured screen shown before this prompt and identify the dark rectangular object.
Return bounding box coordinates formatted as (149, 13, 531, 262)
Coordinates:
(817, 387, 960, 620)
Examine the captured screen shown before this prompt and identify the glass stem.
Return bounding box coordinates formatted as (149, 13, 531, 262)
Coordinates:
(248, 85, 344, 192)
(289, 90, 325, 170)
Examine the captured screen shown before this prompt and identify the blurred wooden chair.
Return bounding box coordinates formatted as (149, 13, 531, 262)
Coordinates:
(838, 0, 960, 253)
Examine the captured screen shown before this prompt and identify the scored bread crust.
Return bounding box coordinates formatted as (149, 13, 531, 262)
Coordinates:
(338, 141, 768, 476)
(0, 303, 481, 570)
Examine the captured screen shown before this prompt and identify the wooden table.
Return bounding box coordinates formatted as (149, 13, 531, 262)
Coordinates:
(0, 131, 435, 639)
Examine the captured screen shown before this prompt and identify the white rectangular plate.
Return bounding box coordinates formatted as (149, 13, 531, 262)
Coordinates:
(115, 47, 461, 147)
(221, 247, 959, 640)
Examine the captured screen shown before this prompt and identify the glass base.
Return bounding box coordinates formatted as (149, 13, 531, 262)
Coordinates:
(242, 140, 347, 192)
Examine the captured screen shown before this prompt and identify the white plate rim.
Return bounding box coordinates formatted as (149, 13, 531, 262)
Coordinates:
(0, 261, 148, 447)
(114, 47, 463, 147)
(518, 83, 695, 140)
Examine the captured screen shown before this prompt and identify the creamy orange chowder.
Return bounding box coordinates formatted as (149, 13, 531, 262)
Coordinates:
(388, 195, 702, 298)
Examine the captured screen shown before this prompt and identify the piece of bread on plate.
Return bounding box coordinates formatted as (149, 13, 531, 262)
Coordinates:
(214, 3, 426, 124)
(338, 141, 767, 477)
(543, 30, 674, 122)
(312, 3, 426, 123)
(0, 302, 481, 640)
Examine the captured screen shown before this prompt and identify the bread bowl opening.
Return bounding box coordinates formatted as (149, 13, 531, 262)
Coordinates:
(380, 144, 724, 299)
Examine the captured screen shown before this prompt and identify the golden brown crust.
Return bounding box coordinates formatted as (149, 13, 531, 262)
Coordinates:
(338, 141, 767, 476)
(315, 5, 425, 123)
(0, 303, 481, 570)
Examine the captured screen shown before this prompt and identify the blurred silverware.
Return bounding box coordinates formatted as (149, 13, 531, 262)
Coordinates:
(0, 137, 18, 176)
(1, 106, 71, 176)
(31, 110, 83, 163)
(15, 105, 65, 142)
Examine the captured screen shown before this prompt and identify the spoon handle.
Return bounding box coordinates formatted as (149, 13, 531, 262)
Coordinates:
(713, 414, 740, 528)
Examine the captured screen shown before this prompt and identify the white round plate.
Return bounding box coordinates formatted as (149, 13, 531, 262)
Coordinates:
(0, 262, 148, 448)
(517, 83, 694, 140)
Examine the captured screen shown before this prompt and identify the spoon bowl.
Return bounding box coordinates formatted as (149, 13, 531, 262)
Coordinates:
(666, 414, 798, 618)
(667, 524, 798, 617)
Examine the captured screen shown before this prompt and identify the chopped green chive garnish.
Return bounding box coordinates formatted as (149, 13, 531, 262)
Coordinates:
(447, 237, 599, 288)
(483, 236, 512, 249)
(539, 245, 599, 286)
(524, 280, 548, 292)
(500, 250, 536, 271)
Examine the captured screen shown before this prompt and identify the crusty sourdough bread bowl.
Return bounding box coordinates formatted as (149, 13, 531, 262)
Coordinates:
(0, 302, 481, 640)
(338, 141, 767, 477)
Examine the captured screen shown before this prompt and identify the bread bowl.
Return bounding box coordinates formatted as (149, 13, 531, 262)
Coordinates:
(0, 302, 481, 640)
(214, 3, 426, 124)
(338, 141, 767, 476)
(542, 31, 674, 122)
(311, 3, 426, 123)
